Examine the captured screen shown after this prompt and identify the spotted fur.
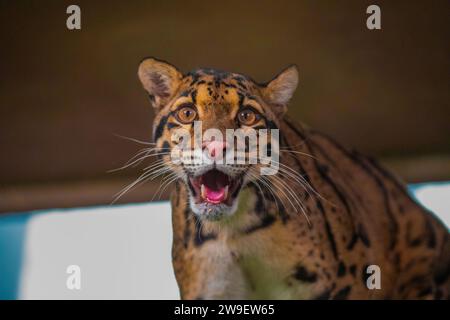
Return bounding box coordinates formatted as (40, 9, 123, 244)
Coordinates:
(137, 57, 450, 300)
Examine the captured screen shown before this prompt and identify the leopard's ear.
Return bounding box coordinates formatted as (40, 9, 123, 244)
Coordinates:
(262, 65, 299, 118)
(138, 57, 183, 109)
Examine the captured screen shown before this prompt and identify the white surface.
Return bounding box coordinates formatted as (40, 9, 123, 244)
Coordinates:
(18, 184, 449, 299)
(19, 202, 179, 299)
(414, 184, 450, 228)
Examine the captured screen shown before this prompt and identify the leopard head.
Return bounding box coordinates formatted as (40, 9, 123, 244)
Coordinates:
(138, 57, 298, 220)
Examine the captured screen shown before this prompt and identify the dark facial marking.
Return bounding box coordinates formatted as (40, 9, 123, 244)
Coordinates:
(190, 90, 198, 104)
(153, 115, 169, 142)
(161, 140, 171, 153)
(179, 90, 191, 97)
(166, 122, 180, 130)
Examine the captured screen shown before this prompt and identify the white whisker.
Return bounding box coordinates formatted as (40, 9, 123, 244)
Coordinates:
(113, 133, 156, 146)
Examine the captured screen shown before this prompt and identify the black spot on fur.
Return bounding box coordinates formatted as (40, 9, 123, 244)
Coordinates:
(174, 182, 180, 207)
(243, 214, 276, 234)
(193, 216, 217, 247)
(362, 264, 371, 285)
(337, 261, 346, 277)
(266, 143, 272, 157)
(161, 140, 171, 153)
(349, 265, 357, 276)
(314, 283, 336, 300)
(434, 259, 450, 285)
(266, 120, 278, 130)
(166, 122, 180, 130)
(294, 266, 317, 282)
(179, 90, 190, 97)
(147, 94, 155, 103)
(318, 200, 338, 260)
(253, 125, 266, 130)
(237, 92, 245, 107)
(354, 153, 399, 249)
(410, 238, 423, 247)
(191, 90, 198, 104)
(425, 218, 436, 249)
(319, 164, 329, 174)
(254, 191, 265, 214)
(153, 115, 168, 142)
(183, 208, 191, 249)
(186, 71, 200, 85)
(314, 289, 331, 300)
(399, 275, 427, 293)
(358, 224, 371, 247)
(333, 286, 351, 300)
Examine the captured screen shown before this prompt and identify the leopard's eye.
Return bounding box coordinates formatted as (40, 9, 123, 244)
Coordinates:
(175, 106, 197, 124)
(237, 108, 259, 126)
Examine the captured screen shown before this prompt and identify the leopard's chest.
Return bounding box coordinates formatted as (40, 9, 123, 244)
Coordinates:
(197, 234, 314, 299)
(206, 189, 316, 299)
(237, 253, 313, 299)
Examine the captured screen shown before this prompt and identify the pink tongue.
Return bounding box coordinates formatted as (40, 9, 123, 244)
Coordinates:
(204, 185, 226, 203)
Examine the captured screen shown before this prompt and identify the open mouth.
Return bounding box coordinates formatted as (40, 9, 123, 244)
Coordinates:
(188, 169, 243, 206)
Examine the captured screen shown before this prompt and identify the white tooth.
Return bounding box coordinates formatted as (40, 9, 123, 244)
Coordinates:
(224, 185, 229, 199)
(201, 184, 206, 199)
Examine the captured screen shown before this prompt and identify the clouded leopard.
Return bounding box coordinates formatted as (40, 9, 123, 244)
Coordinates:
(137, 57, 449, 300)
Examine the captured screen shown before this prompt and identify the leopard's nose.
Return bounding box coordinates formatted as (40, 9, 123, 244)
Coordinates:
(203, 140, 228, 160)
